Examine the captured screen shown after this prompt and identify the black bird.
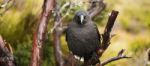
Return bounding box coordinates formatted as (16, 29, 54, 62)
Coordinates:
(66, 10, 101, 64)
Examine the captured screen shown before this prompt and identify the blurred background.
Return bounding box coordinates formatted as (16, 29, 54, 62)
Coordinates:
(0, 0, 150, 66)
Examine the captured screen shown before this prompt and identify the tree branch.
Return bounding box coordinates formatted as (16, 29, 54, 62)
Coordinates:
(101, 49, 131, 66)
(99, 10, 119, 57)
(52, 0, 64, 66)
(30, 0, 55, 66)
(88, 0, 106, 19)
(50, 2, 73, 33)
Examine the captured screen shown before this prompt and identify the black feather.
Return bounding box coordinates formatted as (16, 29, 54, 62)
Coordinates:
(66, 10, 101, 62)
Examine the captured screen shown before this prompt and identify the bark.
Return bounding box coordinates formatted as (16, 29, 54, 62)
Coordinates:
(100, 10, 119, 56)
(30, 0, 55, 66)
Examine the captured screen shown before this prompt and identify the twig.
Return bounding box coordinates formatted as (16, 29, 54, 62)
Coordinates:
(59, 2, 71, 13)
(50, 2, 73, 33)
(50, 11, 69, 33)
(101, 49, 131, 66)
(88, 0, 106, 19)
(101, 56, 130, 66)
(30, 0, 55, 66)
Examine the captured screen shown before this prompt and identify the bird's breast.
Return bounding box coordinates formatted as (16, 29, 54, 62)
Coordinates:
(72, 27, 92, 39)
(66, 23, 100, 57)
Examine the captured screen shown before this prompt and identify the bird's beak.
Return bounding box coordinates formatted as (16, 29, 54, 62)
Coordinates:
(80, 15, 84, 24)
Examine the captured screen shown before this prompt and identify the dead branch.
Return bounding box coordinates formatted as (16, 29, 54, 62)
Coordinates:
(99, 10, 119, 56)
(50, 2, 73, 33)
(88, 0, 106, 19)
(50, 9, 70, 33)
(101, 49, 131, 66)
(30, 0, 55, 66)
(52, 0, 64, 66)
(59, 2, 71, 13)
(96, 11, 131, 66)
(0, 36, 16, 66)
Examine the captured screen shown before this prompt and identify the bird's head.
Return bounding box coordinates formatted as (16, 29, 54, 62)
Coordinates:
(73, 10, 90, 25)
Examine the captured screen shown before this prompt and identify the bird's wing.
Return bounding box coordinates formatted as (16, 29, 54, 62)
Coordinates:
(94, 24, 101, 41)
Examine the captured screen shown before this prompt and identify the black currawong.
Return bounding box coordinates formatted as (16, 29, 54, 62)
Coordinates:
(66, 10, 101, 65)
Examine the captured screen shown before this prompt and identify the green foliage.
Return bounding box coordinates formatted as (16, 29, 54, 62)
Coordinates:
(14, 39, 32, 66)
(0, 0, 43, 66)
(129, 37, 150, 53)
(118, 0, 150, 30)
(42, 37, 55, 66)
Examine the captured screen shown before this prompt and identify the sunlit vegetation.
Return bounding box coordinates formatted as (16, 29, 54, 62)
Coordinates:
(0, 0, 150, 66)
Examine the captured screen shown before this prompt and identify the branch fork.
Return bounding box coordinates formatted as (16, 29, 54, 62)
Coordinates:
(101, 49, 131, 66)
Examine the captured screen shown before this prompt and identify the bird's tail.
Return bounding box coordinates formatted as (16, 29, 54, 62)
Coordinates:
(83, 52, 100, 66)
(90, 52, 100, 65)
